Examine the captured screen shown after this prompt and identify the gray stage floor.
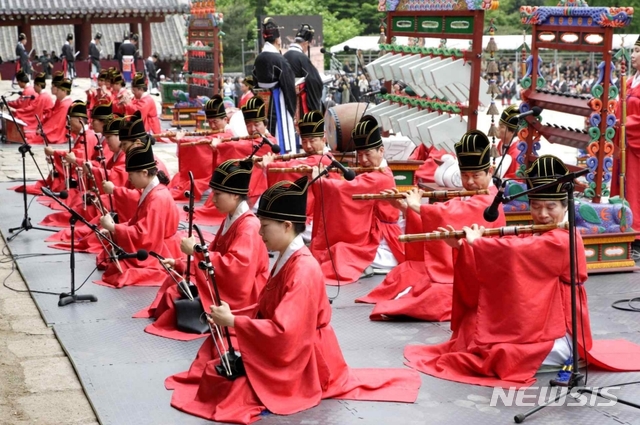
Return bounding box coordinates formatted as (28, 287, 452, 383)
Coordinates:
(1, 179, 640, 425)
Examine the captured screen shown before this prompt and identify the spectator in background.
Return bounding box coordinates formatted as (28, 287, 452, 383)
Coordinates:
(16, 33, 31, 77)
(233, 76, 242, 108)
(39, 50, 53, 78)
(145, 53, 159, 91)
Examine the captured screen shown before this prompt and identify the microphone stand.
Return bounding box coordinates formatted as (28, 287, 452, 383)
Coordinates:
(1, 95, 57, 241)
(40, 189, 101, 307)
(500, 169, 640, 422)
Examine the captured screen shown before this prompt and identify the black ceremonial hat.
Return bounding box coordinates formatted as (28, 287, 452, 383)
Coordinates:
(52, 71, 65, 87)
(131, 72, 147, 89)
(262, 17, 280, 43)
(525, 155, 570, 201)
(98, 69, 109, 80)
(58, 78, 72, 93)
(125, 137, 156, 172)
(257, 177, 309, 224)
(241, 96, 266, 122)
(119, 111, 147, 142)
(68, 100, 88, 118)
(15, 69, 29, 83)
(500, 105, 519, 131)
(92, 102, 113, 121)
(352, 115, 383, 151)
(298, 110, 324, 138)
(103, 117, 123, 136)
(205, 95, 227, 119)
(455, 130, 491, 172)
(34, 72, 46, 87)
(111, 72, 124, 86)
(209, 159, 253, 195)
(295, 24, 314, 43)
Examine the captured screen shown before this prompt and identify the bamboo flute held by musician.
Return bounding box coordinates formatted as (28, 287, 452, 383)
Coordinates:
(404, 155, 640, 388)
(357, 129, 506, 323)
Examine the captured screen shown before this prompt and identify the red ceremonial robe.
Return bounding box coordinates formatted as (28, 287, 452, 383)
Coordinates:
(410, 144, 447, 185)
(168, 131, 233, 202)
(8, 86, 38, 130)
(26, 96, 73, 144)
(165, 246, 421, 424)
(265, 154, 334, 225)
(497, 138, 520, 179)
(124, 93, 162, 135)
(404, 230, 640, 388)
(94, 184, 182, 288)
(357, 187, 506, 321)
(136, 210, 269, 341)
(188, 139, 273, 226)
(111, 89, 128, 117)
(310, 168, 405, 285)
(612, 77, 640, 238)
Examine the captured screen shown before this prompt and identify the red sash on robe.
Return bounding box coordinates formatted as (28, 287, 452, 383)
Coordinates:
(135, 211, 269, 341)
(166, 247, 421, 424)
(310, 168, 405, 285)
(405, 230, 640, 388)
(93, 184, 182, 288)
(358, 187, 506, 321)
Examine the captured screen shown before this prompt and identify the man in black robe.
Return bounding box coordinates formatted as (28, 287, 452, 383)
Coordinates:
(283, 24, 323, 113)
(61, 33, 75, 79)
(253, 17, 297, 153)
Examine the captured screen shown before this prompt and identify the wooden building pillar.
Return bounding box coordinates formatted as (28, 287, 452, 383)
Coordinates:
(129, 23, 139, 38)
(141, 18, 152, 58)
(74, 19, 92, 60)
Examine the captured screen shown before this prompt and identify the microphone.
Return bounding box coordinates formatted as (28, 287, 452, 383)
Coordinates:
(149, 92, 161, 96)
(117, 249, 149, 261)
(320, 48, 335, 56)
(9, 91, 23, 95)
(363, 87, 388, 97)
(261, 136, 281, 154)
(483, 183, 505, 223)
(514, 106, 543, 120)
(41, 187, 69, 200)
(328, 157, 356, 181)
(343, 45, 355, 52)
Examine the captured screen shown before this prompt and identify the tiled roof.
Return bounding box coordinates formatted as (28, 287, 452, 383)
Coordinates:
(0, 0, 190, 18)
(0, 16, 187, 61)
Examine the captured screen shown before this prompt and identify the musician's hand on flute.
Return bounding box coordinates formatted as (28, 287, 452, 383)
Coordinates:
(210, 138, 221, 150)
(312, 164, 325, 180)
(173, 130, 185, 141)
(209, 300, 235, 328)
(257, 152, 276, 169)
(437, 226, 460, 249)
(380, 188, 408, 212)
(161, 258, 176, 269)
(180, 236, 196, 256)
(44, 146, 54, 156)
(403, 188, 424, 214)
(99, 228, 111, 236)
(100, 214, 116, 233)
(463, 224, 485, 245)
(102, 181, 115, 194)
(65, 152, 77, 165)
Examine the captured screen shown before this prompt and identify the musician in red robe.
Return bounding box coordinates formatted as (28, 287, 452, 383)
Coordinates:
(137, 159, 269, 340)
(190, 96, 274, 225)
(358, 129, 506, 321)
(26, 78, 73, 145)
(495, 105, 521, 179)
(613, 35, 640, 245)
(405, 155, 640, 388)
(110, 72, 129, 117)
(8, 72, 53, 136)
(7, 70, 37, 129)
(259, 110, 333, 243)
(122, 72, 161, 134)
(86, 69, 111, 119)
(310, 115, 405, 285)
(168, 95, 231, 201)
(95, 114, 181, 288)
(409, 144, 448, 185)
(166, 176, 421, 424)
